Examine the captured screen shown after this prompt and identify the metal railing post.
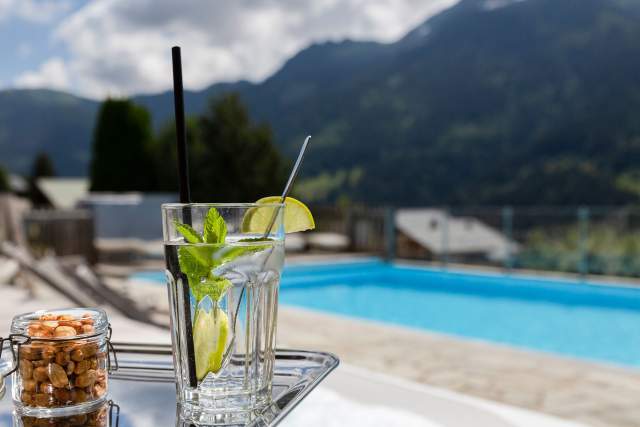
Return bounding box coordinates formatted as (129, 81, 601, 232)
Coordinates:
(384, 207, 396, 262)
(502, 206, 514, 272)
(345, 207, 355, 252)
(441, 208, 449, 269)
(578, 206, 590, 279)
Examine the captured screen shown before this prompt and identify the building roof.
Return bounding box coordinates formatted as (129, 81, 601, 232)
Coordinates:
(36, 177, 89, 209)
(395, 208, 517, 262)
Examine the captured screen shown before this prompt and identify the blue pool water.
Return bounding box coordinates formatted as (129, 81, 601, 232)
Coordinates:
(132, 260, 640, 367)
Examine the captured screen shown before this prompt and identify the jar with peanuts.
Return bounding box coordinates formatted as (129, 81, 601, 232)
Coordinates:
(10, 308, 110, 416)
(15, 400, 112, 427)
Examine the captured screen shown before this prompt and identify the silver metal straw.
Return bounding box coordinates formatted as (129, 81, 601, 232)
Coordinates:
(233, 135, 312, 332)
(262, 135, 311, 237)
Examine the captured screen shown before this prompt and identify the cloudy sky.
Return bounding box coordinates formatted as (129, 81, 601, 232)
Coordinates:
(1, 0, 458, 99)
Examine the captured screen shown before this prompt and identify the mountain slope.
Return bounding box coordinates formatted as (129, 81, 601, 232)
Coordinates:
(254, 0, 640, 205)
(232, 0, 640, 205)
(0, 89, 97, 176)
(2, 0, 640, 206)
(133, 81, 252, 128)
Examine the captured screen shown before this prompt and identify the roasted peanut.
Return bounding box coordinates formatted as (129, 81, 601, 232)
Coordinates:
(19, 359, 33, 379)
(20, 346, 42, 361)
(74, 359, 90, 375)
(82, 324, 95, 335)
(90, 357, 98, 370)
(42, 345, 56, 361)
(53, 326, 76, 338)
(21, 391, 34, 405)
(33, 329, 51, 338)
(82, 343, 97, 357)
(33, 366, 48, 382)
(34, 393, 53, 407)
(71, 348, 85, 361)
(41, 320, 59, 333)
(66, 360, 75, 375)
(32, 359, 48, 368)
(74, 369, 96, 388)
(70, 388, 87, 403)
(22, 379, 37, 392)
(73, 321, 85, 333)
(40, 313, 57, 321)
(55, 351, 70, 366)
(59, 318, 81, 329)
(47, 363, 69, 388)
(53, 388, 71, 403)
(27, 323, 41, 336)
(62, 343, 77, 353)
(93, 383, 106, 398)
(39, 382, 55, 395)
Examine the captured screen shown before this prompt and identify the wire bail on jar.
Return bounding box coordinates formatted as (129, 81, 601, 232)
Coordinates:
(106, 325, 118, 373)
(109, 399, 120, 427)
(0, 333, 32, 378)
(0, 323, 119, 381)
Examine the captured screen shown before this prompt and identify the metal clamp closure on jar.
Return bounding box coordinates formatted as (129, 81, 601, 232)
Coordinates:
(2, 308, 118, 414)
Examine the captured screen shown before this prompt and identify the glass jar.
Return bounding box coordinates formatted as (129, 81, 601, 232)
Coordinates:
(10, 308, 110, 416)
(15, 400, 112, 427)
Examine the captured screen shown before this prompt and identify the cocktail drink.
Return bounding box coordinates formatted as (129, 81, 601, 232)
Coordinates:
(162, 203, 287, 423)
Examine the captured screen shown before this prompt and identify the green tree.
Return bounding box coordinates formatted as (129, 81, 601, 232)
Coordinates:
(0, 166, 9, 192)
(194, 94, 288, 201)
(89, 99, 155, 191)
(31, 152, 56, 178)
(158, 94, 288, 202)
(28, 152, 56, 207)
(153, 117, 200, 193)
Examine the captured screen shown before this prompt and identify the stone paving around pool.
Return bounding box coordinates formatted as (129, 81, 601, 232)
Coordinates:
(278, 306, 640, 427)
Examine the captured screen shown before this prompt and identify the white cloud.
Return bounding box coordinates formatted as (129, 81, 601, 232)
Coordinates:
(14, 57, 70, 90)
(15, 0, 458, 98)
(0, 0, 71, 23)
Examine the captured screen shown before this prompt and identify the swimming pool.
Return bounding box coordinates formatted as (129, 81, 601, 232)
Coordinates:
(132, 260, 640, 367)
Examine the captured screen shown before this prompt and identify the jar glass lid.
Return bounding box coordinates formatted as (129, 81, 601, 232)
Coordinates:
(10, 307, 109, 339)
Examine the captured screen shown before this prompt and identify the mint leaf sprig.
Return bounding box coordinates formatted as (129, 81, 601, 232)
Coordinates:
(174, 208, 267, 303)
(175, 223, 203, 244)
(203, 207, 226, 244)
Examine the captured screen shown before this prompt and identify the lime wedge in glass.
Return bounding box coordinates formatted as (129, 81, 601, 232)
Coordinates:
(242, 196, 315, 233)
(193, 306, 229, 380)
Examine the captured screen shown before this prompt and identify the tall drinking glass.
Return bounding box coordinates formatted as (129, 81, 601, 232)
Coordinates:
(161, 203, 284, 424)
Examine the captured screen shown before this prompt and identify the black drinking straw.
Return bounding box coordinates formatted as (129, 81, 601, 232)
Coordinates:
(171, 46, 197, 388)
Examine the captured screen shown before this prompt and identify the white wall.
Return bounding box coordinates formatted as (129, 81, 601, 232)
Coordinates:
(79, 193, 177, 240)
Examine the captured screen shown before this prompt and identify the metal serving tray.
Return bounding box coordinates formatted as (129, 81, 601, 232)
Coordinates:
(0, 343, 339, 427)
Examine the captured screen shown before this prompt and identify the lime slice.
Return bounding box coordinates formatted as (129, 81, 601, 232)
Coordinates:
(242, 196, 315, 233)
(193, 306, 229, 380)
